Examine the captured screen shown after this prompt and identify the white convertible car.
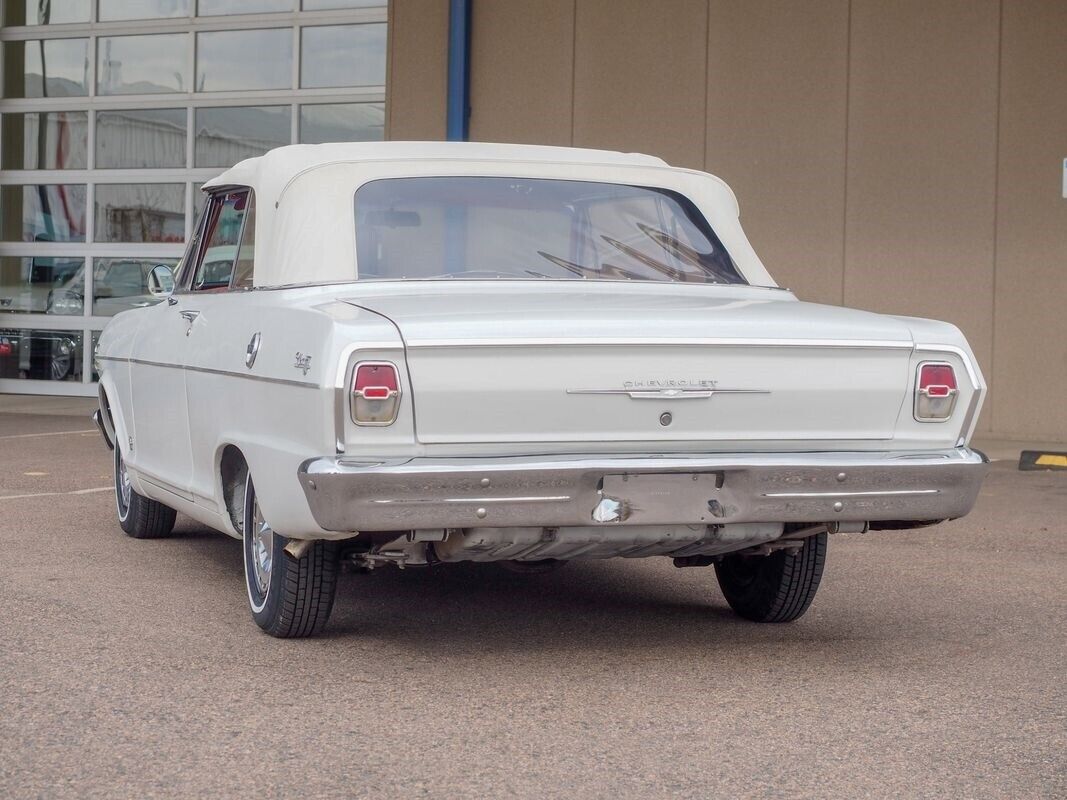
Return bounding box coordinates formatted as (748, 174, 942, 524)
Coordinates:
(93, 142, 988, 638)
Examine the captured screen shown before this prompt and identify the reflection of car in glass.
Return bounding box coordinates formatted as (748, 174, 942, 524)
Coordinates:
(46, 259, 174, 317)
(0, 328, 79, 381)
(94, 142, 989, 639)
(1, 260, 171, 382)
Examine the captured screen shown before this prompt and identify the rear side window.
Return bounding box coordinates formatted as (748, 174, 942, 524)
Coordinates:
(353, 176, 743, 284)
(191, 189, 255, 291)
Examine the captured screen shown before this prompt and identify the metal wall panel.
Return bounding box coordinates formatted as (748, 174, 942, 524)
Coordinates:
(468, 0, 574, 146)
(571, 0, 708, 170)
(384, 0, 448, 140)
(705, 0, 849, 306)
(843, 0, 999, 432)
(992, 0, 1067, 440)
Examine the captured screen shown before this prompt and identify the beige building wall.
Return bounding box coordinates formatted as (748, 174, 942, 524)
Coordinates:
(386, 0, 1067, 442)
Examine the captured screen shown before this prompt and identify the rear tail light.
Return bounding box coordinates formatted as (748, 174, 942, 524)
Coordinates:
(351, 361, 401, 425)
(914, 362, 958, 421)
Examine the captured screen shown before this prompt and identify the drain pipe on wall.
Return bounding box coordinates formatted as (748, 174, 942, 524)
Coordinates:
(446, 0, 472, 141)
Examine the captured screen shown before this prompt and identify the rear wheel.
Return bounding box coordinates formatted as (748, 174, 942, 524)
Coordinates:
(115, 446, 176, 539)
(715, 533, 827, 623)
(243, 473, 339, 638)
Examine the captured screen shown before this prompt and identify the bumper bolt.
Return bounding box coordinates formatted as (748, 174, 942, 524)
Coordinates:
(836, 472, 847, 482)
(833, 501, 843, 512)
(480, 478, 491, 488)
(475, 508, 487, 519)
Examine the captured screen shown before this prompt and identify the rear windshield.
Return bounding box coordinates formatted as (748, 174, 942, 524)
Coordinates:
(353, 176, 744, 284)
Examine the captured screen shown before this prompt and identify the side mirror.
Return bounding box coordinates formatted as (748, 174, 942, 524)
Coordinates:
(148, 264, 175, 299)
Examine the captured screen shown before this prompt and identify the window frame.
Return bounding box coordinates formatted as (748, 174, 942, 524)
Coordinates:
(351, 176, 746, 286)
(179, 185, 255, 293)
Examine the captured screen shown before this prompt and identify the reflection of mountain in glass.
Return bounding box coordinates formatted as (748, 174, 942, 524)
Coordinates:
(2, 39, 90, 98)
(97, 35, 187, 95)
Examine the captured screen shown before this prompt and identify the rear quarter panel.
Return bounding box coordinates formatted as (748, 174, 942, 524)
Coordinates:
(181, 289, 406, 537)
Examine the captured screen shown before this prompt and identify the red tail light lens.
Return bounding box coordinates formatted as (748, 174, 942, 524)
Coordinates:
(915, 362, 958, 421)
(351, 362, 401, 425)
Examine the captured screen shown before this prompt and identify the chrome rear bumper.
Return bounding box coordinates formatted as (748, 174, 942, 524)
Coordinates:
(297, 448, 988, 533)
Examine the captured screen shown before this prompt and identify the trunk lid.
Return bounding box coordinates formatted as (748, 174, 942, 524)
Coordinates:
(343, 283, 915, 449)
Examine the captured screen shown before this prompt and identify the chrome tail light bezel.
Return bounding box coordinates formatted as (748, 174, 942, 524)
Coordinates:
(914, 360, 959, 422)
(350, 360, 402, 426)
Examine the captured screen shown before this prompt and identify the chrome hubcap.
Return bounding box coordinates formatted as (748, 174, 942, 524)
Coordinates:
(118, 454, 131, 510)
(51, 341, 72, 381)
(250, 499, 273, 595)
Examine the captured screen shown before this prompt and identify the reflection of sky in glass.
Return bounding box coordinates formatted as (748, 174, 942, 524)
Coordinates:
(198, 0, 291, 15)
(302, 0, 383, 8)
(299, 103, 384, 144)
(301, 24, 386, 88)
(196, 29, 292, 91)
(4, 0, 91, 25)
(99, 0, 192, 21)
(97, 34, 189, 95)
(6, 39, 89, 97)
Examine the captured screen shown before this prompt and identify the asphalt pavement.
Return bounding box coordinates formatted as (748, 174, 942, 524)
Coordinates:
(1, 411, 1064, 799)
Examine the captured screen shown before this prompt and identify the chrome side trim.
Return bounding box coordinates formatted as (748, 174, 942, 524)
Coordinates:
(404, 337, 916, 350)
(298, 447, 989, 532)
(763, 489, 939, 498)
(97, 355, 319, 390)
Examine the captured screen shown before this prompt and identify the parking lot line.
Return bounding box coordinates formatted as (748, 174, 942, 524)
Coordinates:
(0, 486, 111, 501)
(0, 429, 96, 440)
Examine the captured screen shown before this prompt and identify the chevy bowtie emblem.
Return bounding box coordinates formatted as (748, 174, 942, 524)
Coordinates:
(567, 387, 770, 399)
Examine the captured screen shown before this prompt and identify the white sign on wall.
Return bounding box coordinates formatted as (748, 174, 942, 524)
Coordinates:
(1063, 158, 1067, 199)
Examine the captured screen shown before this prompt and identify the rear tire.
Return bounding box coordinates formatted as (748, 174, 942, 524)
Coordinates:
(242, 474, 339, 638)
(115, 446, 176, 539)
(715, 533, 827, 623)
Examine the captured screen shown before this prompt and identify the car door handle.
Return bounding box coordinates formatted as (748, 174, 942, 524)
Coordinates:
(179, 309, 200, 336)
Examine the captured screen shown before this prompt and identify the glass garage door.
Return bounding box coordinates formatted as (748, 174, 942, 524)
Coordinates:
(0, 0, 386, 396)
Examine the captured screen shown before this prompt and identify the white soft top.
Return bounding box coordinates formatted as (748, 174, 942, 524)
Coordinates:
(200, 141, 773, 288)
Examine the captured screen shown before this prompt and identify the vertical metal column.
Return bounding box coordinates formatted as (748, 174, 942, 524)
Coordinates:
(446, 0, 472, 141)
